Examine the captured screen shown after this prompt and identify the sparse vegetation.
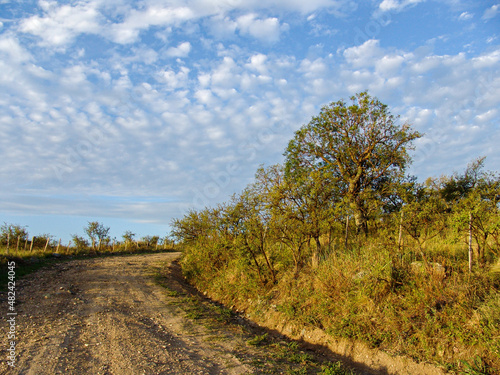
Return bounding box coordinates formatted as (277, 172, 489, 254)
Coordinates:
(172, 93, 500, 373)
(0, 222, 176, 291)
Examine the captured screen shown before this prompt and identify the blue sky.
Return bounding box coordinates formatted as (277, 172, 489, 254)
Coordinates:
(0, 0, 499, 243)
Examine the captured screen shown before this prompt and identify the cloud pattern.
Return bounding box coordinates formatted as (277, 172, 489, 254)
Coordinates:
(0, 0, 499, 238)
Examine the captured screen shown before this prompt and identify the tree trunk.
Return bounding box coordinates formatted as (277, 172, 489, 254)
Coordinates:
(245, 239, 266, 285)
(312, 236, 321, 269)
(344, 216, 349, 250)
(353, 210, 368, 235)
(328, 226, 334, 254)
(398, 210, 404, 252)
(350, 200, 368, 236)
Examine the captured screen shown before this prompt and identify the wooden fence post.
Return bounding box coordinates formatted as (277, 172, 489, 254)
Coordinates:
(30, 236, 35, 252)
(44, 237, 50, 252)
(16, 236, 20, 253)
(56, 239, 61, 253)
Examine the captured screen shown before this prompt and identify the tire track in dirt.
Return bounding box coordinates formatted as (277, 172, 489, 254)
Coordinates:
(0, 253, 257, 375)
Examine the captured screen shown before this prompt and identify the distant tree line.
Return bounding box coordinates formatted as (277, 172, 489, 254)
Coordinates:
(1, 221, 174, 254)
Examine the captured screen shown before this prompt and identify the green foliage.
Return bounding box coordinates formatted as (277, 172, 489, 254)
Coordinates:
(0, 223, 29, 245)
(84, 221, 110, 250)
(122, 230, 135, 243)
(71, 234, 89, 251)
(284, 91, 422, 234)
(247, 333, 268, 346)
(172, 93, 499, 373)
(32, 234, 55, 248)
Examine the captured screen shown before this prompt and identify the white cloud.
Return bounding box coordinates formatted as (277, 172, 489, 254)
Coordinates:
(157, 67, 190, 90)
(123, 6, 193, 29)
(375, 54, 405, 75)
(482, 4, 500, 20)
(246, 53, 269, 74)
(0, 34, 32, 63)
(458, 12, 473, 21)
(189, 0, 342, 15)
(379, 0, 425, 12)
(472, 49, 500, 68)
(19, 1, 102, 46)
(206, 15, 238, 39)
(300, 58, 328, 77)
(236, 14, 285, 43)
(17, 0, 345, 48)
(2, 0, 500, 240)
(409, 55, 441, 73)
(165, 42, 192, 58)
(343, 39, 383, 67)
(475, 109, 498, 123)
(211, 56, 240, 88)
(109, 6, 194, 44)
(194, 89, 217, 106)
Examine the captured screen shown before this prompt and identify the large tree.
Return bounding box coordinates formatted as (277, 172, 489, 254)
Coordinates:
(284, 92, 421, 234)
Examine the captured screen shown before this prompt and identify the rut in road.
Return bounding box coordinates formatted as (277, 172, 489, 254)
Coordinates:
(0, 252, 357, 375)
(0, 253, 262, 375)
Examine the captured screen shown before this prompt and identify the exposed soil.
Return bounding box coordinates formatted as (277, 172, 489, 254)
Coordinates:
(0, 253, 358, 375)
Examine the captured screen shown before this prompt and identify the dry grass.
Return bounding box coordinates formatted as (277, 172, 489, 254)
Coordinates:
(181, 234, 500, 374)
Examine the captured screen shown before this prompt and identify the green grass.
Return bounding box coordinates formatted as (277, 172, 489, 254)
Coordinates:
(247, 333, 269, 346)
(460, 357, 493, 375)
(319, 362, 357, 375)
(180, 234, 500, 374)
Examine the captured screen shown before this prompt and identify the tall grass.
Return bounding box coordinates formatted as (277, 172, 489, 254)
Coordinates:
(180, 232, 500, 373)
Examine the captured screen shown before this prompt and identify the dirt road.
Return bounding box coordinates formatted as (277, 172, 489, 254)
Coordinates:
(0, 253, 345, 375)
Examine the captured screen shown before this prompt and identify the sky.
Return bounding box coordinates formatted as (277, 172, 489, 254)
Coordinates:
(0, 0, 499, 243)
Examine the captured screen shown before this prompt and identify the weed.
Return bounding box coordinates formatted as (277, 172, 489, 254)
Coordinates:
(319, 362, 356, 375)
(247, 333, 269, 346)
(210, 305, 233, 324)
(285, 367, 308, 375)
(272, 341, 313, 364)
(185, 310, 203, 319)
(460, 357, 492, 375)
